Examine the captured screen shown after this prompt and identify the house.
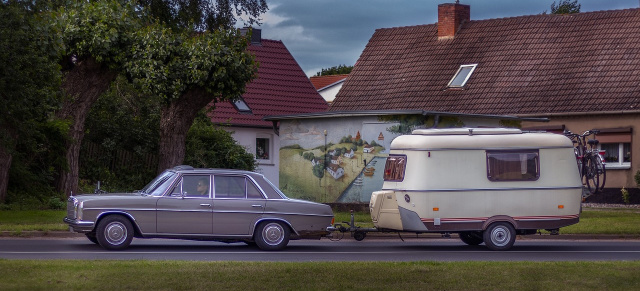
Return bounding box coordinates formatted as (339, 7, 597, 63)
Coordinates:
(309, 74, 349, 104)
(363, 145, 374, 153)
(344, 149, 355, 158)
(327, 163, 345, 180)
(330, 3, 640, 190)
(208, 28, 328, 186)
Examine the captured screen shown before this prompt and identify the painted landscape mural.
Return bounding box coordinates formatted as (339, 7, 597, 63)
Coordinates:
(278, 117, 400, 203)
(276, 114, 515, 203)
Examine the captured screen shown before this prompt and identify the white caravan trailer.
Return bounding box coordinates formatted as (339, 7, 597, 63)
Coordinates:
(369, 128, 582, 250)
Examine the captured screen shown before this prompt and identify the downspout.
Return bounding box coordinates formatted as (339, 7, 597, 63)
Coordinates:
(271, 121, 279, 136)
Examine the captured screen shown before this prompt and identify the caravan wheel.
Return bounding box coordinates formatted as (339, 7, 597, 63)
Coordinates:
(483, 222, 516, 251)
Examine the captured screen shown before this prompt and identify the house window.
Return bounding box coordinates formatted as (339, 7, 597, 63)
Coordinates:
(232, 98, 251, 113)
(486, 150, 539, 181)
(595, 127, 632, 169)
(256, 137, 270, 160)
(448, 64, 477, 87)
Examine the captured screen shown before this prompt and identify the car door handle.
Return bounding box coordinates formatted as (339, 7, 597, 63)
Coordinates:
(252, 205, 263, 208)
(200, 204, 211, 207)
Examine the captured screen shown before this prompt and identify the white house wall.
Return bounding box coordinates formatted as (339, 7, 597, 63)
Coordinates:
(226, 127, 280, 187)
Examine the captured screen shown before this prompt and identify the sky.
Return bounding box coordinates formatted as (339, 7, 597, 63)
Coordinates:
(251, 0, 640, 76)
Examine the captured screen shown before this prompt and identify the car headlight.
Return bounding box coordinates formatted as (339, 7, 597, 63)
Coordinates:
(76, 201, 83, 220)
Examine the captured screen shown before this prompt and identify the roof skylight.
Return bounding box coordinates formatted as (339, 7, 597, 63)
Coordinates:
(448, 64, 477, 88)
(232, 98, 252, 113)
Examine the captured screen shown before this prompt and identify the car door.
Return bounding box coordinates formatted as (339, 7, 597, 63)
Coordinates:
(156, 174, 213, 234)
(211, 175, 265, 235)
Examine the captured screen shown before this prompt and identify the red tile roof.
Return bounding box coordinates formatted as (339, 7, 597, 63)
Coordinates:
(309, 74, 349, 90)
(330, 8, 640, 116)
(209, 39, 328, 127)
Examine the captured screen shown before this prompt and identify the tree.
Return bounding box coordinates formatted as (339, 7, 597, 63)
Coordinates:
(0, 0, 62, 202)
(184, 112, 256, 170)
(551, 0, 580, 14)
(312, 163, 325, 187)
(53, 1, 143, 196)
(125, 25, 257, 173)
(137, 0, 268, 31)
(314, 64, 353, 77)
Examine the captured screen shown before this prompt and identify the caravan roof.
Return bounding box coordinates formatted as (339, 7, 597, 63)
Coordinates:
(392, 128, 572, 151)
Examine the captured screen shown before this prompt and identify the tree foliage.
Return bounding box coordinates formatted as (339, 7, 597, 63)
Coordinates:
(314, 64, 353, 77)
(551, 0, 581, 14)
(126, 25, 258, 172)
(52, 0, 144, 196)
(184, 112, 256, 171)
(0, 0, 62, 202)
(137, 0, 268, 31)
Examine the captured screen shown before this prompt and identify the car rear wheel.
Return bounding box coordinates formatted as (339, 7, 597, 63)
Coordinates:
(459, 231, 483, 245)
(96, 215, 133, 250)
(483, 222, 516, 251)
(254, 221, 290, 251)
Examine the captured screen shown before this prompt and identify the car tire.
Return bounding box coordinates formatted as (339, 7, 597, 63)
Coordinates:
(96, 215, 134, 250)
(254, 221, 290, 251)
(85, 233, 99, 244)
(458, 231, 483, 246)
(483, 222, 516, 251)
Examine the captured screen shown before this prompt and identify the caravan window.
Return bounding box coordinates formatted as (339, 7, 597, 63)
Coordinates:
(383, 155, 406, 182)
(486, 150, 539, 181)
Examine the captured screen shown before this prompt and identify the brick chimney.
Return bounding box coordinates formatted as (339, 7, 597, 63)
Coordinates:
(438, 3, 470, 39)
(240, 27, 262, 45)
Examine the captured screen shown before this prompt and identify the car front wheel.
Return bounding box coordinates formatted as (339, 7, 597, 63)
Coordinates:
(96, 215, 134, 250)
(254, 221, 290, 251)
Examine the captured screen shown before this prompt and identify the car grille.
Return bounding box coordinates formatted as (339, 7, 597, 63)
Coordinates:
(66, 197, 77, 219)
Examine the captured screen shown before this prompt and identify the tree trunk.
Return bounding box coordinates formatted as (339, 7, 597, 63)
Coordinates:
(56, 57, 118, 196)
(157, 88, 213, 173)
(0, 144, 13, 203)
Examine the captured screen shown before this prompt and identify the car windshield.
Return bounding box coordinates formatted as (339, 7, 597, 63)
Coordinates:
(140, 170, 177, 196)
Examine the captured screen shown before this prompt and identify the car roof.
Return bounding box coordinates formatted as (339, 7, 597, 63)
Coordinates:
(169, 165, 259, 176)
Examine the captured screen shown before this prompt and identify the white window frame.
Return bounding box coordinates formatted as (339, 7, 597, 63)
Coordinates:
(599, 142, 631, 170)
(447, 64, 477, 88)
(255, 134, 273, 165)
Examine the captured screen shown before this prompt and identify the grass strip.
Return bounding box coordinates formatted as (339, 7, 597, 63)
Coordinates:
(0, 260, 639, 290)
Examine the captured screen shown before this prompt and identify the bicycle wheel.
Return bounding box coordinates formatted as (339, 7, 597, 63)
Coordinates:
(597, 161, 606, 190)
(584, 155, 599, 194)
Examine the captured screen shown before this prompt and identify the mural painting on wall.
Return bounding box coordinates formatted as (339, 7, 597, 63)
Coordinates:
(278, 118, 402, 203)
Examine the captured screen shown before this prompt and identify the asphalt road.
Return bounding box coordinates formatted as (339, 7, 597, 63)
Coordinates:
(1, 235, 640, 261)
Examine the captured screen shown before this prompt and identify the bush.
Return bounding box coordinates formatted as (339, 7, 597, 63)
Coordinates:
(184, 112, 256, 171)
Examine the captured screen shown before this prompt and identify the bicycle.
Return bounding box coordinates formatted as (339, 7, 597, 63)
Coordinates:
(563, 130, 606, 194)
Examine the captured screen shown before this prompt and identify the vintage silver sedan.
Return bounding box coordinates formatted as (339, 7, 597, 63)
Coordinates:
(64, 166, 334, 251)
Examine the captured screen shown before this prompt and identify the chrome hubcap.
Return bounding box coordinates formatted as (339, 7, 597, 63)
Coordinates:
(490, 226, 510, 247)
(105, 222, 127, 245)
(262, 223, 284, 246)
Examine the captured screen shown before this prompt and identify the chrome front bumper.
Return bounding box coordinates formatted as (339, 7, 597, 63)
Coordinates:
(63, 217, 95, 233)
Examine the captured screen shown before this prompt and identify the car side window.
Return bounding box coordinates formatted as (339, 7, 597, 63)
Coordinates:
(247, 181, 263, 199)
(169, 175, 210, 197)
(214, 175, 264, 199)
(214, 176, 245, 198)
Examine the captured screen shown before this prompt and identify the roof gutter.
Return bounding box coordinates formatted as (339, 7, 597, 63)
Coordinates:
(517, 110, 640, 118)
(264, 110, 548, 122)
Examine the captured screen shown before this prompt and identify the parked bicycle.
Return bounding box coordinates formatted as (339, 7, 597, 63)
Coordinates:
(563, 129, 606, 194)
